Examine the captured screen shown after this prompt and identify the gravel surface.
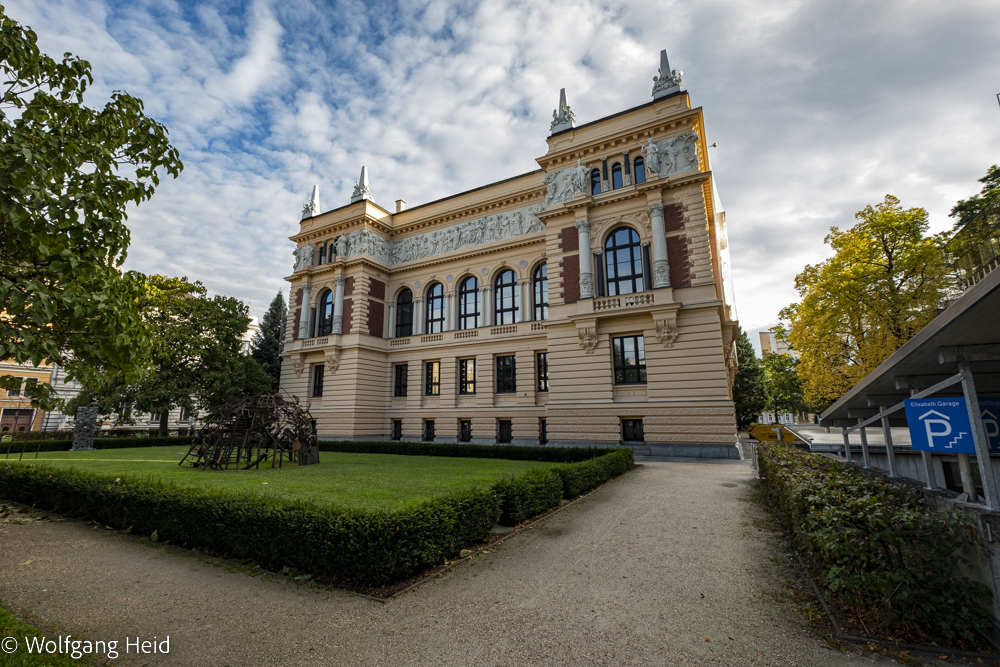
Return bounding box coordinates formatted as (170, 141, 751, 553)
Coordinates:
(0, 460, 899, 666)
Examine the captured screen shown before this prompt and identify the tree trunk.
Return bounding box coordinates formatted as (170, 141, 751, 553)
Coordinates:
(159, 410, 169, 438)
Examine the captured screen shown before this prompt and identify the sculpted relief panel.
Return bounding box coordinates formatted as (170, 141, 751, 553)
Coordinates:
(330, 203, 546, 267)
(640, 131, 701, 179)
(542, 131, 702, 212)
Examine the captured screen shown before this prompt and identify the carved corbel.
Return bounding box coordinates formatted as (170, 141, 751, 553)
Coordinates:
(292, 355, 305, 378)
(652, 309, 680, 348)
(576, 320, 599, 354)
(325, 350, 340, 374)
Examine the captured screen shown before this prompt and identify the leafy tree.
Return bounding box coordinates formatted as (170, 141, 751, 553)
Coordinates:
(950, 164, 1000, 228)
(762, 352, 805, 419)
(0, 7, 183, 409)
(251, 290, 287, 389)
(732, 327, 767, 429)
(780, 195, 951, 408)
(70, 276, 273, 436)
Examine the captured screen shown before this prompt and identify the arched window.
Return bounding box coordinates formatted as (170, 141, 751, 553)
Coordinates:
(590, 169, 601, 196)
(458, 277, 480, 329)
(395, 289, 413, 338)
(316, 289, 334, 336)
(604, 227, 645, 296)
(318, 244, 326, 265)
(494, 270, 518, 325)
(533, 263, 548, 321)
(611, 163, 623, 190)
(634, 157, 646, 184)
(425, 283, 445, 333)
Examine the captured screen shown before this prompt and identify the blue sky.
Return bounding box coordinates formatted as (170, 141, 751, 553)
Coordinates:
(9, 0, 1000, 355)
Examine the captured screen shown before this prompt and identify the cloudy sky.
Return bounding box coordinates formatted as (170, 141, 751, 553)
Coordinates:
(9, 0, 1000, 355)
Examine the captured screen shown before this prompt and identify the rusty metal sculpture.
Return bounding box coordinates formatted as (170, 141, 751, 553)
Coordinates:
(180, 394, 318, 470)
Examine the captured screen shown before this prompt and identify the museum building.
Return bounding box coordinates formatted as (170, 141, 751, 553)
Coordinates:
(279, 51, 741, 457)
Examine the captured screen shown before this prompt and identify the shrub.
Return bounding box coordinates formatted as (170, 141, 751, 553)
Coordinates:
(555, 449, 634, 497)
(493, 468, 563, 525)
(757, 441, 992, 639)
(2, 436, 194, 454)
(0, 448, 632, 585)
(317, 440, 620, 463)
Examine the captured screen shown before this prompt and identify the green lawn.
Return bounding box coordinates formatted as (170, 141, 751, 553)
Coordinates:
(17, 446, 556, 511)
(0, 605, 85, 666)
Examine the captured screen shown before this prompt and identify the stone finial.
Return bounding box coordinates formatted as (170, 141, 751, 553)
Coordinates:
(549, 88, 576, 134)
(301, 184, 320, 219)
(351, 166, 372, 203)
(652, 49, 683, 99)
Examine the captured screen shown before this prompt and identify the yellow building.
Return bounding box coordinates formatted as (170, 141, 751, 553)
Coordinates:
(0, 360, 51, 432)
(279, 51, 740, 457)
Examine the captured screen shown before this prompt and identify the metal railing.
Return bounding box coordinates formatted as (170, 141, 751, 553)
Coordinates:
(949, 192, 1000, 290)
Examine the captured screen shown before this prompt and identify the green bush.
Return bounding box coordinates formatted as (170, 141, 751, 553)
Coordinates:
(318, 440, 621, 463)
(555, 449, 634, 497)
(757, 441, 992, 639)
(493, 468, 563, 525)
(0, 448, 632, 585)
(2, 436, 194, 454)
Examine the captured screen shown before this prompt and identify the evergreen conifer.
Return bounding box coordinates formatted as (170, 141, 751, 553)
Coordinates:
(733, 327, 767, 429)
(252, 291, 287, 388)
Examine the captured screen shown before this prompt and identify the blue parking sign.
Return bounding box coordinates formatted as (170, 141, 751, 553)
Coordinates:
(979, 397, 1000, 454)
(904, 397, 976, 453)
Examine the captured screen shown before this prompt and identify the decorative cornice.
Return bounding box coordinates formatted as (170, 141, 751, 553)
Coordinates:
(538, 108, 701, 172)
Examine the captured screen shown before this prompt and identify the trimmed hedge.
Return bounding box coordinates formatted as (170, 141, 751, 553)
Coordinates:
(317, 440, 622, 463)
(0, 448, 633, 586)
(757, 441, 992, 639)
(494, 468, 564, 525)
(3, 436, 195, 454)
(555, 451, 634, 497)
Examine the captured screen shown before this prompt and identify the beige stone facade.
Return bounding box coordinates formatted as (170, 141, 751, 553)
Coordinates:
(280, 82, 740, 457)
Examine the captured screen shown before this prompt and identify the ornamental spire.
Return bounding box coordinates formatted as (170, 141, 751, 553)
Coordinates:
(350, 166, 372, 203)
(301, 184, 320, 220)
(652, 49, 683, 99)
(549, 88, 575, 134)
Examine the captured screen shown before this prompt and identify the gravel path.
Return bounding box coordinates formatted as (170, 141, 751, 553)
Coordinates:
(0, 460, 895, 666)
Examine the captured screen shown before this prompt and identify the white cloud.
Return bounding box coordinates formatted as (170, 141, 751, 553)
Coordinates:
(7, 0, 1000, 337)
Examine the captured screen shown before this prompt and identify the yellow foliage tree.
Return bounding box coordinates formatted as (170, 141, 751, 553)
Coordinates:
(779, 195, 952, 410)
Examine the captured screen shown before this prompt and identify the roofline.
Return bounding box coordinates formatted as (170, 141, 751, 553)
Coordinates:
(298, 92, 689, 224)
(548, 89, 689, 139)
(301, 198, 393, 223)
(401, 169, 544, 214)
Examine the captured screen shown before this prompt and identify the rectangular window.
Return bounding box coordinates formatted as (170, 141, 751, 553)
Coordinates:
(393, 364, 408, 397)
(312, 364, 325, 397)
(391, 420, 402, 441)
(423, 419, 436, 442)
(425, 361, 440, 396)
(537, 352, 549, 392)
(622, 419, 645, 442)
(1, 408, 33, 432)
(6, 377, 22, 397)
(612, 335, 647, 384)
(540, 419, 548, 445)
(459, 358, 476, 394)
(498, 419, 513, 443)
(149, 412, 162, 423)
(496, 355, 516, 393)
(459, 419, 472, 442)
